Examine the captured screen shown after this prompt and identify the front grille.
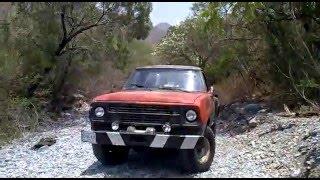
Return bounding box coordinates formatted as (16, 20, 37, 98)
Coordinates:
(105, 103, 183, 124)
(108, 103, 176, 114)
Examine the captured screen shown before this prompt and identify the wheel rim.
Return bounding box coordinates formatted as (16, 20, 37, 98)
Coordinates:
(195, 137, 210, 164)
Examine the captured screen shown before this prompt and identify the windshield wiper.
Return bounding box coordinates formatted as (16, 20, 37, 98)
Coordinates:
(157, 86, 190, 93)
(130, 83, 145, 88)
(129, 83, 152, 91)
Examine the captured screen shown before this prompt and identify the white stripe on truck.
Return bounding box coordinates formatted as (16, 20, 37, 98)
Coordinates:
(150, 134, 170, 148)
(180, 135, 199, 149)
(106, 132, 125, 146)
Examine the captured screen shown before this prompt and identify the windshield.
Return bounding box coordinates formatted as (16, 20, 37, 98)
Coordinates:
(123, 68, 207, 92)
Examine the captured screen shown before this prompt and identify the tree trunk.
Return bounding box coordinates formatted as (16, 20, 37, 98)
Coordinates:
(49, 56, 73, 112)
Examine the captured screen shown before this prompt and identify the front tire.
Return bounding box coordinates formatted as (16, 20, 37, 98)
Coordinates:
(92, 144, 129, 165)
(180, 127, 215, 173)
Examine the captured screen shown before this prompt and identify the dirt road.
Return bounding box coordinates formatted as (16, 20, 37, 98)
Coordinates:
(0, 108, 319, 178)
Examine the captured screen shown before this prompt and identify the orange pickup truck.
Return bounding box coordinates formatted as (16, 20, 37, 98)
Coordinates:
(81, 65, 219, 172)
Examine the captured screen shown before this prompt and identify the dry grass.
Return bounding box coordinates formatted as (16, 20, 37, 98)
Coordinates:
(66, 60, 128, 100)
(0, 97, 47, 145)
(68, 49, 161, 99)
(214, 73, 256, 105)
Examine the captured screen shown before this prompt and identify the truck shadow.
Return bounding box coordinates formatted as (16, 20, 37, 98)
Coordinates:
(80, 149, 194, 177)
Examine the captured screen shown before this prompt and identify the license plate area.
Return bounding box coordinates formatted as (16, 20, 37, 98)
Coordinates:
(123, 134, 155, 146)
(130, 135, 147, 142)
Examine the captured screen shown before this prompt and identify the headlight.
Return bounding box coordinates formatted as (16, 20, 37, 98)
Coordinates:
(186, 110, 197, 122)
(95, 107, 104, 117)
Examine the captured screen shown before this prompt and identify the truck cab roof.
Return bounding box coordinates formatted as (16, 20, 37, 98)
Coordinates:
(136, 65, 201, 71)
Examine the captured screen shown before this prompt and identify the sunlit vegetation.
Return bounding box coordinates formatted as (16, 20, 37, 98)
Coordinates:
(154, 2, 320, 108)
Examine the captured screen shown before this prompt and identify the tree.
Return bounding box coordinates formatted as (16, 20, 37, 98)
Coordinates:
(153, 17, 222, 70)
(7, 2, 152, 111)
(154, 2, 265, 85)
(255, 2, 320, 109)
(155, 2, 320, 110)
(192, 2, 320, 109)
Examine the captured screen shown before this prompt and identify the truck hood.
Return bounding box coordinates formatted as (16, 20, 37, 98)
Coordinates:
(93, 90, 204, 104)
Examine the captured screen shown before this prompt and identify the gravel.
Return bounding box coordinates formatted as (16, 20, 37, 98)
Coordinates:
(0, 109, 319, 178)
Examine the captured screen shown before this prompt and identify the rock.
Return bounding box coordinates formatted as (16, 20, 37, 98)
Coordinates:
(235, 107, 244, 114)
(267, 112, 274, 116)
(248, 117, 258, 128)
(291, 169, 301, 177)
(308, 165, 320, 177)
(307, 146, 320, 177)
(60, 112, 72, 118)
(72, 93, 84, 100)
(303, 131, 318, 140)
(230, 102, 241, 110)
(31, 136, 57, 150)
(295, 128, 320, 178)
(306, 160, 313, 165)
(243, 103, 262, 115)
(74, 100, 90, 112)
(294, 153, 301, 157)
(250, 141, 256, 148)
(258, 109, 268, 113)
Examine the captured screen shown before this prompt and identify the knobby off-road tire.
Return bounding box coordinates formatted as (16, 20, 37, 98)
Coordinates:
(179, 127, 216, 173)
(92, 144, 129, 165)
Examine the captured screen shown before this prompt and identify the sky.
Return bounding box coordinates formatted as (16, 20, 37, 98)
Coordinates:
(150, 2, 194, 26)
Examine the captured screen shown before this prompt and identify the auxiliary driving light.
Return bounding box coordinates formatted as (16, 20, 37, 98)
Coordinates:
(111, 121, 119, 131)
(162, 123, 171, 133)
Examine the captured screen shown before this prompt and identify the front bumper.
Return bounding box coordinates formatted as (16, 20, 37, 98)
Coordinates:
(81, 130, 202, 149)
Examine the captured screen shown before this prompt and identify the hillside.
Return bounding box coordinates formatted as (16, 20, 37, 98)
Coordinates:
(145, 22, 171, 45)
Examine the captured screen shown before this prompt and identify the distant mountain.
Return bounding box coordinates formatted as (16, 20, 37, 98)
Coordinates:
(145, 22, 171, 45)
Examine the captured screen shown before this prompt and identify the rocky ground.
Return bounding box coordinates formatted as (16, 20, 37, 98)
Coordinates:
(0, 101, 319, 178)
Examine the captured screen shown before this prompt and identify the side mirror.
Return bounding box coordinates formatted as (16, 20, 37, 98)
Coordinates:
(208, 85, 214, 97)
(209, 85, 214, 94)
(208, 85, 219, 98)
